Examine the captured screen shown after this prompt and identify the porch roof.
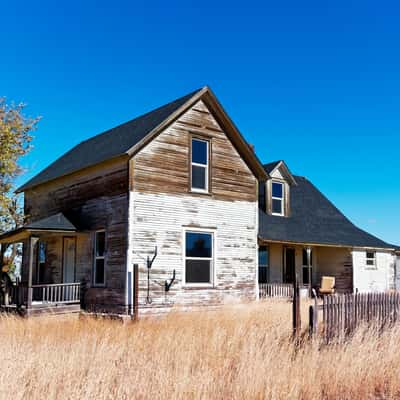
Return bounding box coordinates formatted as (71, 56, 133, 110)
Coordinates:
(0, 213, 78, 243)
(259, 175, 397, 251)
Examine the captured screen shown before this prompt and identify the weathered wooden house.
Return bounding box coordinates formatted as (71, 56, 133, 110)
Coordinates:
(0, 86, 398, 316)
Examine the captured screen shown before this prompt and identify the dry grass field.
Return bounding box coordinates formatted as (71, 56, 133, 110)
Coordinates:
(1, 300, 400, 400)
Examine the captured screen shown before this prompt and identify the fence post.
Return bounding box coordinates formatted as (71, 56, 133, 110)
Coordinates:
(292, 273, 301, 338)
(309, 289, 318, 337)
(133, 263, 139, 321)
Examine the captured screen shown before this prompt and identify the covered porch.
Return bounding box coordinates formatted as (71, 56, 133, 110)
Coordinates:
(0, 213, 83, 316)
(258, 240, 353, 298)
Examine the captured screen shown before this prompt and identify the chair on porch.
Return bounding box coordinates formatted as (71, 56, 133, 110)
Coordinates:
(319, 276, 336, 296)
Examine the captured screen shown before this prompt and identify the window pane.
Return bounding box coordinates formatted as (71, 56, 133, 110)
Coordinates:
(272, 182, 283, 198)
(192, 139, 208, 165)
(96, 232, 105, 257)
(258, 247, 268, 266)
(186, 259, 211, 283)
(95, 259, 105, 284)
(366, 252, 375, 259)
(39, 242, 46, 264)
(186, 232, 212, 258)
(192, 165, 207, 190)
(272, 199, 283, 214)
(258, 266, 268, 283)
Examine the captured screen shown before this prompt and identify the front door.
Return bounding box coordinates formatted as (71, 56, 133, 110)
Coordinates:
(63, 237, 76, 283)
(284, 248, 296, 284)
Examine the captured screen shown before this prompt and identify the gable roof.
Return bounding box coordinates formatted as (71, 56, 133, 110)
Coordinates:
(263, 161, 281, 174)
(0, 213, 77, 243)
(17, 86, 267, 192)
(263, 160, 297, 185)
(259, 174, 396, 250)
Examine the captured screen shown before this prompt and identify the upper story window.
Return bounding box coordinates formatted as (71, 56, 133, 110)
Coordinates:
(366, 251, 376, 267)
(271, 181, 284, 216)
(93, 230, 106, 286)
(191, 138, 209, 192)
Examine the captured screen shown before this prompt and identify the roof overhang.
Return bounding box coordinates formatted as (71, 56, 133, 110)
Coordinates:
(0, 228, 77, 244)
(258, 237, 396, 252)
(267, 160, 297, 185)
(0, 213, 78, 244)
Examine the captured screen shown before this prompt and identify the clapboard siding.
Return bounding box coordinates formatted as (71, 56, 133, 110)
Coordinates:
(129, 101, 258, 314)
(130, 192, 258, 313)
(352, 250, 396, 293)
(131, 100, 257, 202)
(23, 158, 129, 314)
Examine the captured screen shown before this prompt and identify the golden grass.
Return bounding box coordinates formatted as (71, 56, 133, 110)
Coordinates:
(1, 300, 399, 399)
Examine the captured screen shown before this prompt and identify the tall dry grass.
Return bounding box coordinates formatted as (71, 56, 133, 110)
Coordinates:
(1, 300, 400, 399)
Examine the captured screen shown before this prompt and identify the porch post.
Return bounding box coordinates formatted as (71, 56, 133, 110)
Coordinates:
(27, 236, 39, 310)
(306, 247, 312, 297)
(0, 243, 4, 271)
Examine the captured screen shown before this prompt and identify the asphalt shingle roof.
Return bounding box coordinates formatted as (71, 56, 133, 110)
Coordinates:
(259, 175, 396, 249)
(18, 88, 203, 192)
(25, 213, 77, 231)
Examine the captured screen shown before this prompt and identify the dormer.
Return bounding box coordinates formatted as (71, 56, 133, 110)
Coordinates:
(259, 160, 297, 217)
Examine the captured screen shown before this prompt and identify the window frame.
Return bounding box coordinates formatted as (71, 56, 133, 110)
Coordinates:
(190, 137, 210, 194)
(302, 248, 313, 285)
(182, 228, 216, 288)
(366, 251, 377, 268)
(93, 230, 106, 287)
(271, 180, 285, 216)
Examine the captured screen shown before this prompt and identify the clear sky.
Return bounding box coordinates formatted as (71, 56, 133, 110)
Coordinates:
(1, 0, 399, 244)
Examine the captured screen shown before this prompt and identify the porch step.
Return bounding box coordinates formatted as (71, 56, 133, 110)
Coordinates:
(26, 303, 81, 317)
(1, 303, 81, 317)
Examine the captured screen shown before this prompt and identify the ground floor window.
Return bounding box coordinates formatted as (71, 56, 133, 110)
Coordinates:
(93, 230, 106, 286)
(302, 248, 313, 285)
(366, 251, 376, 267)
(258, 246, 269, 283)
(184, 230, 214, 285)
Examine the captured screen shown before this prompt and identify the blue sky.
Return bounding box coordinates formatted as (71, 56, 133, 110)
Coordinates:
(1, 0, 399, 244)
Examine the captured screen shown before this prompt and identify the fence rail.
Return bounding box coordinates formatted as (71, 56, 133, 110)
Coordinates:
(259, 283, 294, 298)
(310, 292, 400, 341)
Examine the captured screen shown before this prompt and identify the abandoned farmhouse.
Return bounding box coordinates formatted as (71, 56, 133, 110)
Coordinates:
(0, 86, 399, 316)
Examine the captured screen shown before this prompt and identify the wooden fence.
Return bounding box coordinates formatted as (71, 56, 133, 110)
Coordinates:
(310, 292, 400, 341)
(259, 283, 294, 298)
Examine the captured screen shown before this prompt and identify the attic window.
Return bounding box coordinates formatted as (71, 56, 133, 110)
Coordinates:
(271, 181, 284, 216)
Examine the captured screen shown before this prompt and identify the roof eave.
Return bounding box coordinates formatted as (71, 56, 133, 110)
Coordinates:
(258, 236, 395, 251)
(16, 154, 129, 193)
(269, 161, 297, 185)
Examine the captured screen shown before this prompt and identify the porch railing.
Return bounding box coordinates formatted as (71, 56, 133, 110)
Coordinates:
(6, 282, 81, 306)
(32, 283, 81, 304)
(259, 283, 294, 298)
